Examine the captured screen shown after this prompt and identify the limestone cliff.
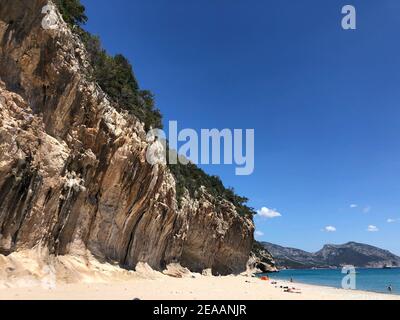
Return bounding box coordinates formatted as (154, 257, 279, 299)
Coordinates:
(248, 241, 277, 273)
(0, 0, 255, 275)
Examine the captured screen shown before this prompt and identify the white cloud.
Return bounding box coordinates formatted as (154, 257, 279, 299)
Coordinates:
(387, 218, 399, 223)
(324, 226, 337, 232)
(367, 225, 379, 232)
(350, 204, 358, 208)
(255, 231, 264, 237)
(257, 207, 282, 219)
(363, 206, 371, 214)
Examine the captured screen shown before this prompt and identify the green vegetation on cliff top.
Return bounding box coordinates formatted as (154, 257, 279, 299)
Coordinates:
(55, 0, 255, 217)
(55, 0, 162, 130)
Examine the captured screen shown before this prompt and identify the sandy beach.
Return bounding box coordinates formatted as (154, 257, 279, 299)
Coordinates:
(0, 274, 399, 300)
(1, 250, 399, 300)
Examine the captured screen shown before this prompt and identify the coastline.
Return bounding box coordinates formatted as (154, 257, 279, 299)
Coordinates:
(264, 267, 400, 296)
(0, 275, 398, 300)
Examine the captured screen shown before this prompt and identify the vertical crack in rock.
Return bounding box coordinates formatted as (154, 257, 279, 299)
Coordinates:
(0, 0, 258, 275)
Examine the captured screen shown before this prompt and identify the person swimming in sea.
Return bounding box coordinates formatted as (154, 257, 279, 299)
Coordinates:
(387, 285, 393, 293)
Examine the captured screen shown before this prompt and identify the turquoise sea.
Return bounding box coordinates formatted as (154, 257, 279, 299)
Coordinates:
(263, 268, 400, 295)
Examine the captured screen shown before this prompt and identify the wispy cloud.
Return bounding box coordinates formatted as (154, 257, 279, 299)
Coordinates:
(350, 204, 358, 208)
(387, 218, 399, 223)
(367, 225, 379, 232)
(255, 231, 264, 237)
(324, 226, 337, 232)
(363, 206, 371, 214)
(257, 207, 282, 219)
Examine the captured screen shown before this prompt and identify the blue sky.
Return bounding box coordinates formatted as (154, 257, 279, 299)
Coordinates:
(81, 0, 400, 254)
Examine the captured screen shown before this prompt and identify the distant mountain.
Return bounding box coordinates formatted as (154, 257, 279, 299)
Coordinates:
(262, 242, 400, 270)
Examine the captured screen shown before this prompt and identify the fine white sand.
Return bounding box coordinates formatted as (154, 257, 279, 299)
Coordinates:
(0, 250, 399, 300)
(0, 275, 399, 300)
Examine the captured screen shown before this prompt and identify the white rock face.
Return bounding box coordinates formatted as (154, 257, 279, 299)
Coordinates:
(0, 0, 255, 275)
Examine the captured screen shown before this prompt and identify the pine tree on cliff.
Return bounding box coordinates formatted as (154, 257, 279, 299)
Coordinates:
(54, 0, 254, 218)
(55, 0, 163, 130)
(55, 0, 87, 26)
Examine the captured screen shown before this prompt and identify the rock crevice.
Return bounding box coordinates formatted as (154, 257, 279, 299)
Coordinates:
(0, 0, 254, 275)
